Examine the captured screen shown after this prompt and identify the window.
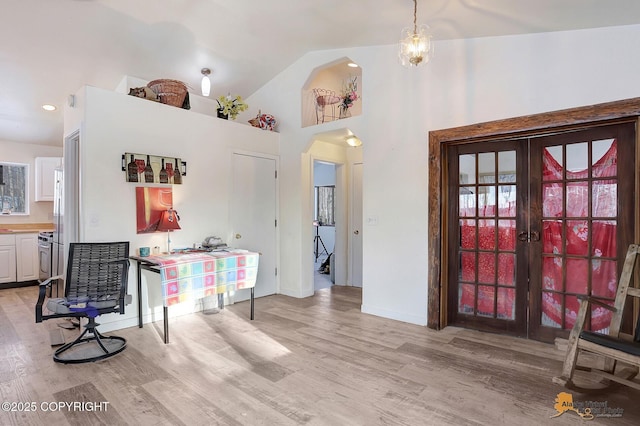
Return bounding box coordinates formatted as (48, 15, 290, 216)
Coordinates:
(0, 162, 29, 215)
(315, 185, 335, 226)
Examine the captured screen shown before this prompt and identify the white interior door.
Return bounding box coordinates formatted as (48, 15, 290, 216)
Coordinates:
(230, 153, 277, 299)
(351, 163, 363, 287)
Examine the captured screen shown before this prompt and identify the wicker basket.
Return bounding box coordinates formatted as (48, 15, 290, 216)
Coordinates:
(147, 79, 187, 107)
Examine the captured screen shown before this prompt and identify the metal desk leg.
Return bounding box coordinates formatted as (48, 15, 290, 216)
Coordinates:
(137, 262, 143, 328)
(250, 287, 254, 320)
(163, 306, 169, 344)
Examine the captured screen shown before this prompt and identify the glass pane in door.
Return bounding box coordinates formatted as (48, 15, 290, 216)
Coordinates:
(456, 150, 517, 323)
(540, 139, 618, 334)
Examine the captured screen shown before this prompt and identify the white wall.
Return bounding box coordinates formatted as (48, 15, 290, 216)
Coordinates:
(65, 85, 279, 331)
(59, 24, 640, 331)
(0, 140, 63, 224)
(246, 24, 640, 325)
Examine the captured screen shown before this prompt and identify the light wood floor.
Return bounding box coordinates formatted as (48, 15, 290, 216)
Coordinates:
(1, 285, 639, 425)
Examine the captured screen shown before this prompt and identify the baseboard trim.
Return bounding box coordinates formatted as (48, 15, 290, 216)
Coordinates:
(361, 303, 427, 326)
(0, 280, 38, 290)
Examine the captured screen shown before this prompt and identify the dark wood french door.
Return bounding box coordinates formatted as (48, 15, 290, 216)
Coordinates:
(448, 140, 529, 336)
(447, 122, 635, 342)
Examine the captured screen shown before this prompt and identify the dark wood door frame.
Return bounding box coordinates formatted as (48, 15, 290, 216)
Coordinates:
(428, 97, 640, 330)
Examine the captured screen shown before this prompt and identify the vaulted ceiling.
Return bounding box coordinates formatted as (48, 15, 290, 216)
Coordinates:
(3, 0, 640, 146)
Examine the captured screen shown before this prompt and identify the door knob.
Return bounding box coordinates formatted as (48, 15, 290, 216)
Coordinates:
(517, 231, 540, 242)
(235, 233, 242, 239)
(354, 230, 359, 235)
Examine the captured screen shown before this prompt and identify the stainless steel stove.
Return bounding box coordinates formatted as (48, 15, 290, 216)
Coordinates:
(38, 231, 53, 282)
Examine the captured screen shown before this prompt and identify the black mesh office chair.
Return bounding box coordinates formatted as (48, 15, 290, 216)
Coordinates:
(36, 242, 130, 364)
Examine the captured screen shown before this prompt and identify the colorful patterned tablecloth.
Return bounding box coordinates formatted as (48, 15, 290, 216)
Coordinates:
(141, 250, 259, 306)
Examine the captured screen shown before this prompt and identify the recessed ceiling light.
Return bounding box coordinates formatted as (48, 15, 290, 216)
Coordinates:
(347, 62, 358, 68)
(346, 136, 362, 147)
(42, 104, 57, 111)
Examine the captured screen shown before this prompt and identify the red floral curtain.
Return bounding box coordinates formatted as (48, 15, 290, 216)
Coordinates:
(541, 141, 618, 332)
(458, 141, 618, 331)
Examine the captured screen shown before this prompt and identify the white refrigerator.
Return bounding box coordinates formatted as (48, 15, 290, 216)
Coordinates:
(52, 168, 65, 279)
(53, 131, 81, 281)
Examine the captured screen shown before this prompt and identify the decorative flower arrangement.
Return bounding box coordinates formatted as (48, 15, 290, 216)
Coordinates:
(248, 110, 277, 131)
(216, 94, 248, 120)
(339, 76, 359, 114)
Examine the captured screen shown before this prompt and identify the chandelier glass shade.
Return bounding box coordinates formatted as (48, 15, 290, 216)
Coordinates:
(398, 0, 433, 68)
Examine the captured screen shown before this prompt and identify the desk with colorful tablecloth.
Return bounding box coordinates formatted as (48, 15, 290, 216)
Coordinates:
(131, 250, 259, 343)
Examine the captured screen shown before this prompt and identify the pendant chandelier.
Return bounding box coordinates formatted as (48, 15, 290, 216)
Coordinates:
(398, 0, 433, 68)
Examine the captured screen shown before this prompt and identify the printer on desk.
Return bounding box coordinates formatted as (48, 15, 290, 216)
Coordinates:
(202, 236, 228, 250)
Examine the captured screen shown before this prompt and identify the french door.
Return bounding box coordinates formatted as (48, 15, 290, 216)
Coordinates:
(447, 122, 635, 342)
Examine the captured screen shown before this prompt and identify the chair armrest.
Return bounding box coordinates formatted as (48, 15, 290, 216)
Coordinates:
(576, 295, 617, 312)
(111, 259, 130, 314)
(39, 274, 64, 287)
(35, 275, 64, 323)
(567, 296, 594, 337)
(568, 295, 618, 340)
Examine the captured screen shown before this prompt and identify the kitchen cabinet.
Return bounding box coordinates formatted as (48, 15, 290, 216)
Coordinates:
(0, 233, 38, 283)
(15, 233, 38, 281)
(35, 157, 62, 202)
(0, 234, 17, 283)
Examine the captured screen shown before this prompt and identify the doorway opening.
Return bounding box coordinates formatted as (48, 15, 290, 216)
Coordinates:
(305, 129, 363, 295)
(314, 161, 336, 291)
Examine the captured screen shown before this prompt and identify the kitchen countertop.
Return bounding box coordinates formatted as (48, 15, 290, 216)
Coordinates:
(0, 223, 54, 234)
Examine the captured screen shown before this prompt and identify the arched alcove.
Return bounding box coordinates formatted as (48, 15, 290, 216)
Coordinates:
(302, 57, 362, 128)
